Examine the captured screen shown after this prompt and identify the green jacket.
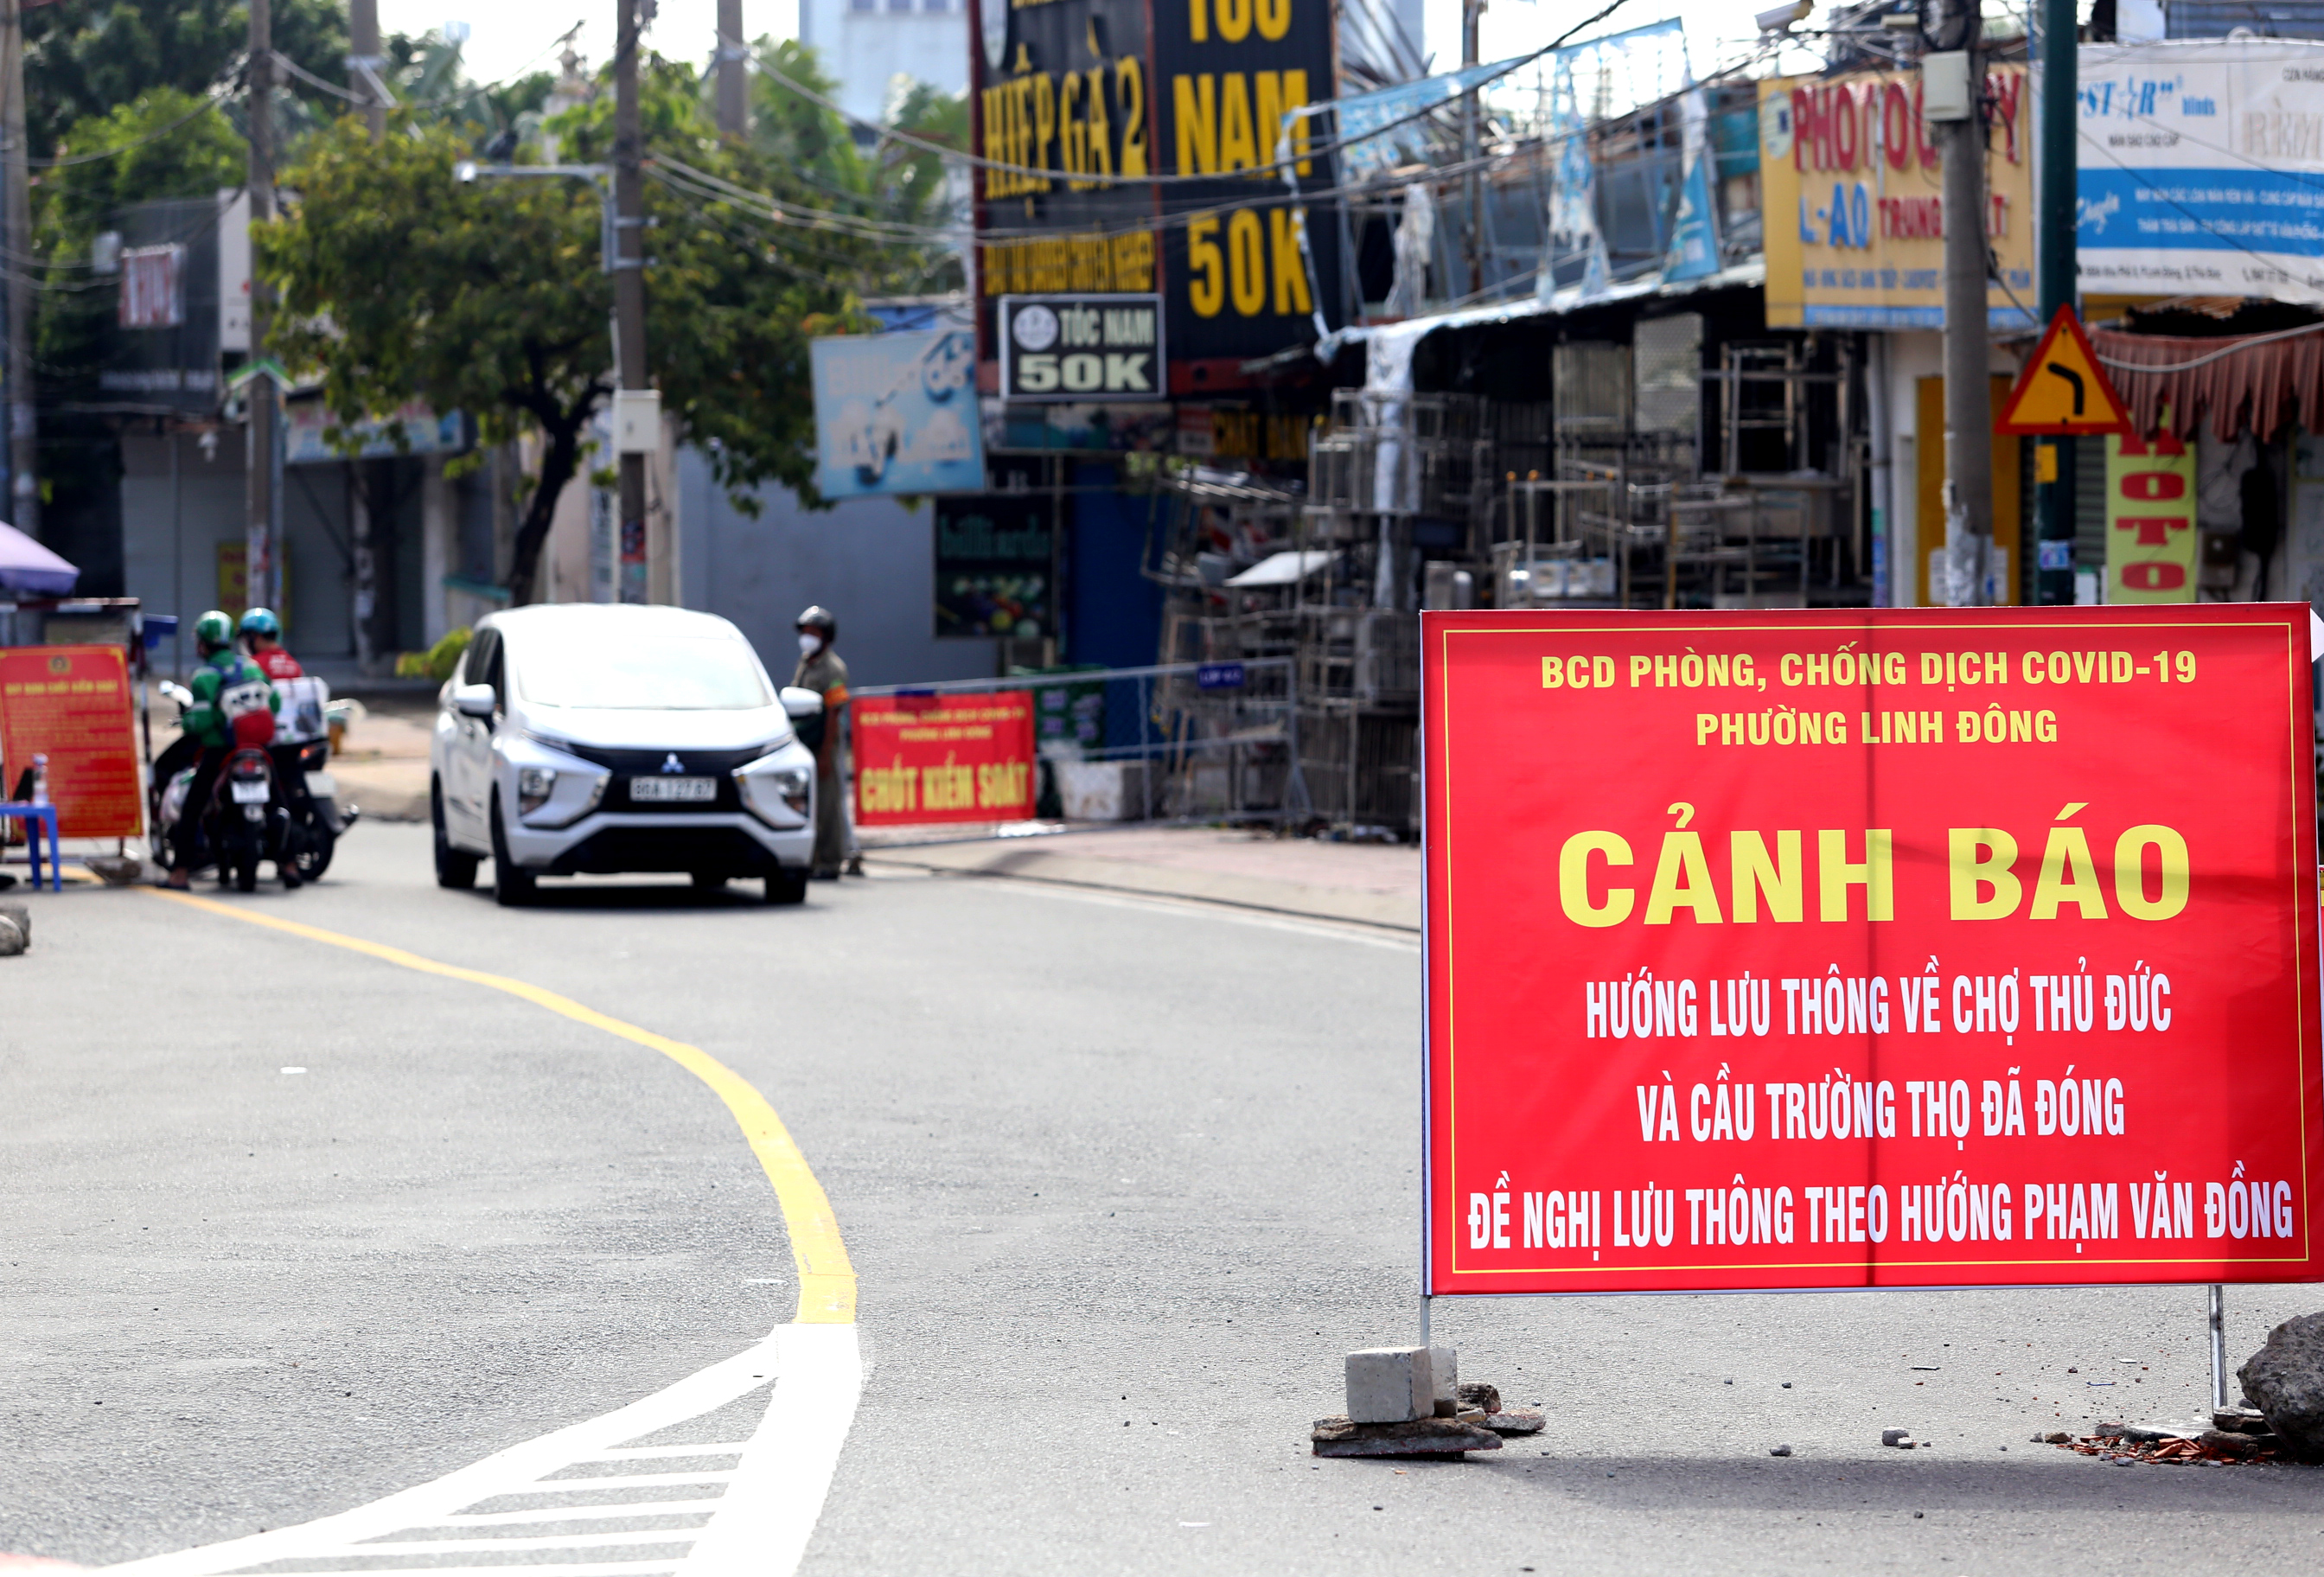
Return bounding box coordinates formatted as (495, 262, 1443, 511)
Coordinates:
(182, 652, 278, 748)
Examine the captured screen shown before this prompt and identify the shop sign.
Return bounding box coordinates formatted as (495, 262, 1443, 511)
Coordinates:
(854, 691, 1037, 825)
(935, 495, 1051, 639)
(285, 400, 469, 465)
(968, 0, 1341, 382)
(0, 646, 143, 838)
(2078, 40, 2324, 305)
(999, 295, 1162, 399)
(1423, 607, 2321, 1295)
(809, 329, 983, 500)
(2105, 425, 2198, 603)
(1759, 66, 2035, 329)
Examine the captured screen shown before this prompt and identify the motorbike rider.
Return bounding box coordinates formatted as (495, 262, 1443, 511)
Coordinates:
(240, 606, 320, 838)
(162, 610, 279, 889)
(240, 606, 302, 680)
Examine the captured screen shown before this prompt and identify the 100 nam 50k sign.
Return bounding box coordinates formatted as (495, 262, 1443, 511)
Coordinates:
(1422, 606, 2324, 1295)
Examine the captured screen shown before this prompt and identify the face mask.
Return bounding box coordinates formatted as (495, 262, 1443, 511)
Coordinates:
(798, 632, 821, 656)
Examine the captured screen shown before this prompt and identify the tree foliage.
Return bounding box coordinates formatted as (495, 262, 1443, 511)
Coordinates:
(262, 48, 964, 606)
(24, 0, 350, 156)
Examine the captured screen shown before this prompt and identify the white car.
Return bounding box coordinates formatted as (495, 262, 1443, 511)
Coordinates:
(430, 604, 822, 906)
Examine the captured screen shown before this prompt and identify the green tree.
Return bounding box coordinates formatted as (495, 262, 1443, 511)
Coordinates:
(261, 54, 924, 605)
(25, 0, 351, 156)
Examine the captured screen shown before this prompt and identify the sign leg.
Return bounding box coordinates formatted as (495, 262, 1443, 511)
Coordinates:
(2208, 1284, 2228, 1412)
(1420, 1293, 1432, 1353)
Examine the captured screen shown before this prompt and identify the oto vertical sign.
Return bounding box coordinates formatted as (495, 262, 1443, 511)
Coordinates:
(1423, 608, 2322, 1295)
(0, 645, 144, 837)
(2106, 425, 2199, 603)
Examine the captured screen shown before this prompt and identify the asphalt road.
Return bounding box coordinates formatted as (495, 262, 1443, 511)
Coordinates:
(4, 823, 2323, 1575)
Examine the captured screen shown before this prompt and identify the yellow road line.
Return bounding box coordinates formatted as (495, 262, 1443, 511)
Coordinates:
(147, 888, 856, 1325)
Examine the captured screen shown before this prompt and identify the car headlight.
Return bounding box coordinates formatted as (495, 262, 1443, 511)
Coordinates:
(736, 758, 813, 827)
(518, 766, 557, 817)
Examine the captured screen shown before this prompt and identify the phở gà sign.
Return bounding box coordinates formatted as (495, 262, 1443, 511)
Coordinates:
(1423, 606, 2323, 1295)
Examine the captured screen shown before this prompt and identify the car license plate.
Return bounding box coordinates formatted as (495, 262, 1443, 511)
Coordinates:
(630, 776, 715, 802)
(230, 780, 270, 804)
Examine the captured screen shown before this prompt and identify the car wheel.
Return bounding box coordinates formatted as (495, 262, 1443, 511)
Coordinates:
(490, 791, 535, 908)
(764, 867, 808, 905)
(433, 779, 478, 890)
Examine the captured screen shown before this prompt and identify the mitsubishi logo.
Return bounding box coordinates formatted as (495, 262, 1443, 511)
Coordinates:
(660, 752, 686, 774)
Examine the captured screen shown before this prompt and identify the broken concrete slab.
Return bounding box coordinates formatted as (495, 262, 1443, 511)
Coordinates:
(2238, 1311, 2324, 1459)
(1484, 1410, 1545, 1435)
(1456, 1382, 1500, 1415)
(1345, 1348, 1433, 1425)
(1312, 1414, 1502, 1457)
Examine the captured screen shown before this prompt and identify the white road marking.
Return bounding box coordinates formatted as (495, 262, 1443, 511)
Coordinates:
(104, 1325, 860, 1577)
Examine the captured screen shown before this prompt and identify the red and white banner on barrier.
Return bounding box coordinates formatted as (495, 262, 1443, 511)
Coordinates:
(1421, 606, 2323, 1294)
(852, 691, 1036, 827)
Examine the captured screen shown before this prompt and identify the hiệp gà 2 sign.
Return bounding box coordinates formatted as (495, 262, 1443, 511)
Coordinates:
(1423, 607, 2322, 1296)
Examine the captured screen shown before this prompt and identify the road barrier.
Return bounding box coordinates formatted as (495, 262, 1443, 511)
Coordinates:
(850, 658, 1312, 832)
(1420, 603, 2324, 1407)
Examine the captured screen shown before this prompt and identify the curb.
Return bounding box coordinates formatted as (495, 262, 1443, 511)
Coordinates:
(863, 845, 1421, 934)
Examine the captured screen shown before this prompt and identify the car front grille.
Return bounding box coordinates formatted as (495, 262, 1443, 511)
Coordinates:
(557, 742, 770, 776)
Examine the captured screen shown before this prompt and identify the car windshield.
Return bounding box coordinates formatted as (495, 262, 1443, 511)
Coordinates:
(512, 631, 775, 711)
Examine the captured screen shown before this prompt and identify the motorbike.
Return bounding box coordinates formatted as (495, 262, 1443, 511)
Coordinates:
(275, 732, 361, 881)
(153, 681, 333, 891)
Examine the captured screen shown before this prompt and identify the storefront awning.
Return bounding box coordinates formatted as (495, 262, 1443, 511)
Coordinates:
(2091, 322, 2324, 443)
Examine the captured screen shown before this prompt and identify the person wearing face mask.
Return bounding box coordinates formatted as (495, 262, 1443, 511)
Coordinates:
(790, 606, 857, 878)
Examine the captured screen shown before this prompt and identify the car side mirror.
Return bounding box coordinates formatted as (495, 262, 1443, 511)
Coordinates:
(779, 686, 825, 719)
(452, 682, 496, 719)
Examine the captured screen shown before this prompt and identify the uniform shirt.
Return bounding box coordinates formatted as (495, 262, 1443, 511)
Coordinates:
(252, 645, 304, 680)
(791, 647, 849, 771)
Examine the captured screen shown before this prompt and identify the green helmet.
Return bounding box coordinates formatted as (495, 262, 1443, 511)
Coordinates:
(194, 610, 235, 651)
(239, 606, 280, 638)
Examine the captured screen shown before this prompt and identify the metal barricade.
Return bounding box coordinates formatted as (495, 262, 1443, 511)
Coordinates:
(849, 659, 1310, 833)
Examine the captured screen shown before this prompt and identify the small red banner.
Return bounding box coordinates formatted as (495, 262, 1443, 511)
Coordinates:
(1424, 606, 2322, 1294)
(0, 644, 144, 838)
(853, 690, 1037, 826)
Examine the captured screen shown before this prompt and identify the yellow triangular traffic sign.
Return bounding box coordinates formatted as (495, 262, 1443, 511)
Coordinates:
(1995, 305, 2132, 436)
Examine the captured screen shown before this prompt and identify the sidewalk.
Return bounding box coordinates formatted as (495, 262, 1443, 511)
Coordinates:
(860, 825, 1421, 931)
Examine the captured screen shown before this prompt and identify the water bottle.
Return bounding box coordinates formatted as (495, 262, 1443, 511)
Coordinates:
(30, 753, 48, 806)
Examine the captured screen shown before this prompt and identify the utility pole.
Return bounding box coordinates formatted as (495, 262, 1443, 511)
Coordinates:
(1460, 0, 1482, 297)
(715, 0, 746, 137)
(246, 0, 278, 613)
(2034, 0, 2078, 604)
(348, 0, 385, 667)
(349, 0, 386, 140)
(613, 0, 654, 603)
(2, 0, 37, 541)
(1932, 3, 1992, 606)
